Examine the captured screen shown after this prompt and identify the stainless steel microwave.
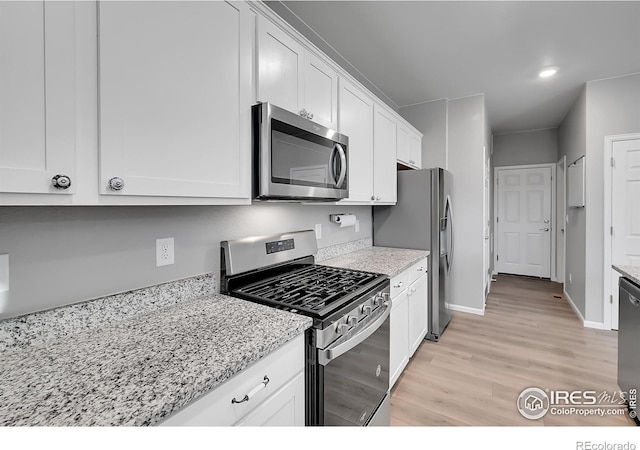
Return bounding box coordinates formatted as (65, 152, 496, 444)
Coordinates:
(253, 102, 349, 201)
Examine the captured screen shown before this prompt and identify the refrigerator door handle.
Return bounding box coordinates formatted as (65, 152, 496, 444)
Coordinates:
(445, 195, 454, 274)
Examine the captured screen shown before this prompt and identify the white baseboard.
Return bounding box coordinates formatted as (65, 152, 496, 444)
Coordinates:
(584, 320, 606, 330)
(563, 288, 606, 329)
(563, 287, 585, 323)
(447, 303, 485, 316)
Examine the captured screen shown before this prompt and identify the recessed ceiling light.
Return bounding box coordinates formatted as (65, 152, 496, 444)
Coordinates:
(539, 67, 559, 78)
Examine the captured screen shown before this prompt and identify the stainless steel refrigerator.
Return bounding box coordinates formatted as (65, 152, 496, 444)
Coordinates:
(373, 168, 453, 341)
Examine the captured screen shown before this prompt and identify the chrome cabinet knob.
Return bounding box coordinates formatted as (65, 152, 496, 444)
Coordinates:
(300, 109, 308, 118)
(108, 177, 125, 191)
(376, 196, 381, 201)
(51, 174, 71, 189)
(308, 112, 313, 120)
(371, 195, 376, 201)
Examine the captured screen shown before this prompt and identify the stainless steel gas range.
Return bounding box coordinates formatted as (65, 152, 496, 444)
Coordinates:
(221, 230, 391, 426)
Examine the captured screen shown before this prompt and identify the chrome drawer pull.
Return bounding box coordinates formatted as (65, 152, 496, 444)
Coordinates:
(231, 375, 270, 404)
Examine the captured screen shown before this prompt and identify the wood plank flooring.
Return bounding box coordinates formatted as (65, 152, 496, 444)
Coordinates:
(390, 274, 635, 426)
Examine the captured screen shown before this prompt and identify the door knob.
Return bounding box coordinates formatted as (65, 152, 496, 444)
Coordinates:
(544, 219, 550, 224)
(538, 228, 549, 232)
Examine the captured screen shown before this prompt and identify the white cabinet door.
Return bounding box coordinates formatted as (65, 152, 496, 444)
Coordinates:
(304, 52, 338, 130)
(408, 272, 429, 356)
(373, 104, 397, 203)
(409, 132, 422, 169)
(257, 15, 305, 115)
(390, 289, 409, 389)
(338, 78, 374, 202)
(396, 121, 411, 167)
(236, 372, 305, 426)
(98, 1, 252, 199)
(0, 2, 75, 196)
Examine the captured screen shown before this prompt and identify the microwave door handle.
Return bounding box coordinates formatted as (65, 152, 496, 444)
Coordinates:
(335, 144, 347, 188)
(328, 145, 338, 186)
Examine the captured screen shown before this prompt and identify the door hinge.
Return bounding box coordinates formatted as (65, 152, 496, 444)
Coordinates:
(611, 226, 614, 236)
(497, 217, 499, 223)
(610, 294, 613, 304)
(496, 255, 499, 261)
(611, 157, 615, 168)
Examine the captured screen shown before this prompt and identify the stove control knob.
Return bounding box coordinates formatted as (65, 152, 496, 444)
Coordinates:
(372, 294, 383, 306)
(347, 316, 358, 327)
(362, 305, 373, 316)
(336, 323, 350, 335)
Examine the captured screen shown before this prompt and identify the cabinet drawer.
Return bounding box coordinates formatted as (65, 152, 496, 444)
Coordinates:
(408, 258, 428, 285)
(390, 270, 410, 299)
(159, 334, 304, 426)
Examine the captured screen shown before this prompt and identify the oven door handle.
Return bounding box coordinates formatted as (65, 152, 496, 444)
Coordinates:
(318, 301, 391, 366)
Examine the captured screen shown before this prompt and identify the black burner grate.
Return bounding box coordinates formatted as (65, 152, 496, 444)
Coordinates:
(232, 265, 383, 316)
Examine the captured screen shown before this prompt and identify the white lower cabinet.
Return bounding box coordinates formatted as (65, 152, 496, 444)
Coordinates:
(159, 334, 305, 426)
(389, 258, 429, 389)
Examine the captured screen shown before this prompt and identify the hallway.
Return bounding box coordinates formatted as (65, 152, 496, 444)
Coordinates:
(390, 274, 634, 426)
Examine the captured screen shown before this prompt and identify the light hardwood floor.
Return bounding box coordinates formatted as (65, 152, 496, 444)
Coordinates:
(390, 274, 635, 426)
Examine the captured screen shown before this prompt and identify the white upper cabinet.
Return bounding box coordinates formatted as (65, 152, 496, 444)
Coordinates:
(373, 103, 398, 204)
(338, 78, 374, 203)
(0, 2, 76, 199)
(409, 131, 422, 169)
(98, 1, 252, 200)
(397, 121, 422, 169)
(257, 16, 338, 130)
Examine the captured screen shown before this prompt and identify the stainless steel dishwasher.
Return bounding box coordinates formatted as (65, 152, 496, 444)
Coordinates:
(618, 276, 640, 423)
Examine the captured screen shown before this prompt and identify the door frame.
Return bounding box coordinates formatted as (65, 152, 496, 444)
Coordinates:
(493, 163, 557, 280)
(556, 156, 567, 284)
(603, 132, 640, 331)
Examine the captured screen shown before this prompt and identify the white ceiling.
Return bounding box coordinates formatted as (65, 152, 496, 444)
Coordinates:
(273, 1, 640, 134)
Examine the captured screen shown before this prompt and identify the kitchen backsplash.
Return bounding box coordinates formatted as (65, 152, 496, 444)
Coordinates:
(0, 203, 372, 319)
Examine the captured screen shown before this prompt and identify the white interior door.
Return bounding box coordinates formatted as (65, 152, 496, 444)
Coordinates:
(611, 138, 640, 330)
(497, 167, 552, 278)
(483, 148, 491, 296)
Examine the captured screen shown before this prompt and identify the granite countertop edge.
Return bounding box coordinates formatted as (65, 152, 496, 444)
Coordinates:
(613, 265, 640, 286)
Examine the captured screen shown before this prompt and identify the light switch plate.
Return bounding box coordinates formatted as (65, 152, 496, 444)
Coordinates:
(315, 224, 322, 240)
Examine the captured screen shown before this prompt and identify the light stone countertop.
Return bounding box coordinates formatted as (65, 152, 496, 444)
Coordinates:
(0, 293, 311, 426)
(320, 246, 430, 278)
(613, 265, 640, 286)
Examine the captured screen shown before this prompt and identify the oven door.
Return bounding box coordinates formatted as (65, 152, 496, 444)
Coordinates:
(318, 303, 390, 426)
(254, 102, 349, 201)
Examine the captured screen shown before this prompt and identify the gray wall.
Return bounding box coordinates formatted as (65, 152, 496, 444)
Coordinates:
(558, 87, 587, 318)
(492, 128, 558, 167)
(584, 73, 640, 323)
(399, 99, 448, 169)
(0, 203, 372, 319)
(447, 95, 486, 313)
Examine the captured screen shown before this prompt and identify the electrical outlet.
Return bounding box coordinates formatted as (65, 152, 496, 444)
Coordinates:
(355, 220, 360, 233)
(156, 238, 174, 267)
(569, 273, 572, 284)
(315, 224, 322, 240)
